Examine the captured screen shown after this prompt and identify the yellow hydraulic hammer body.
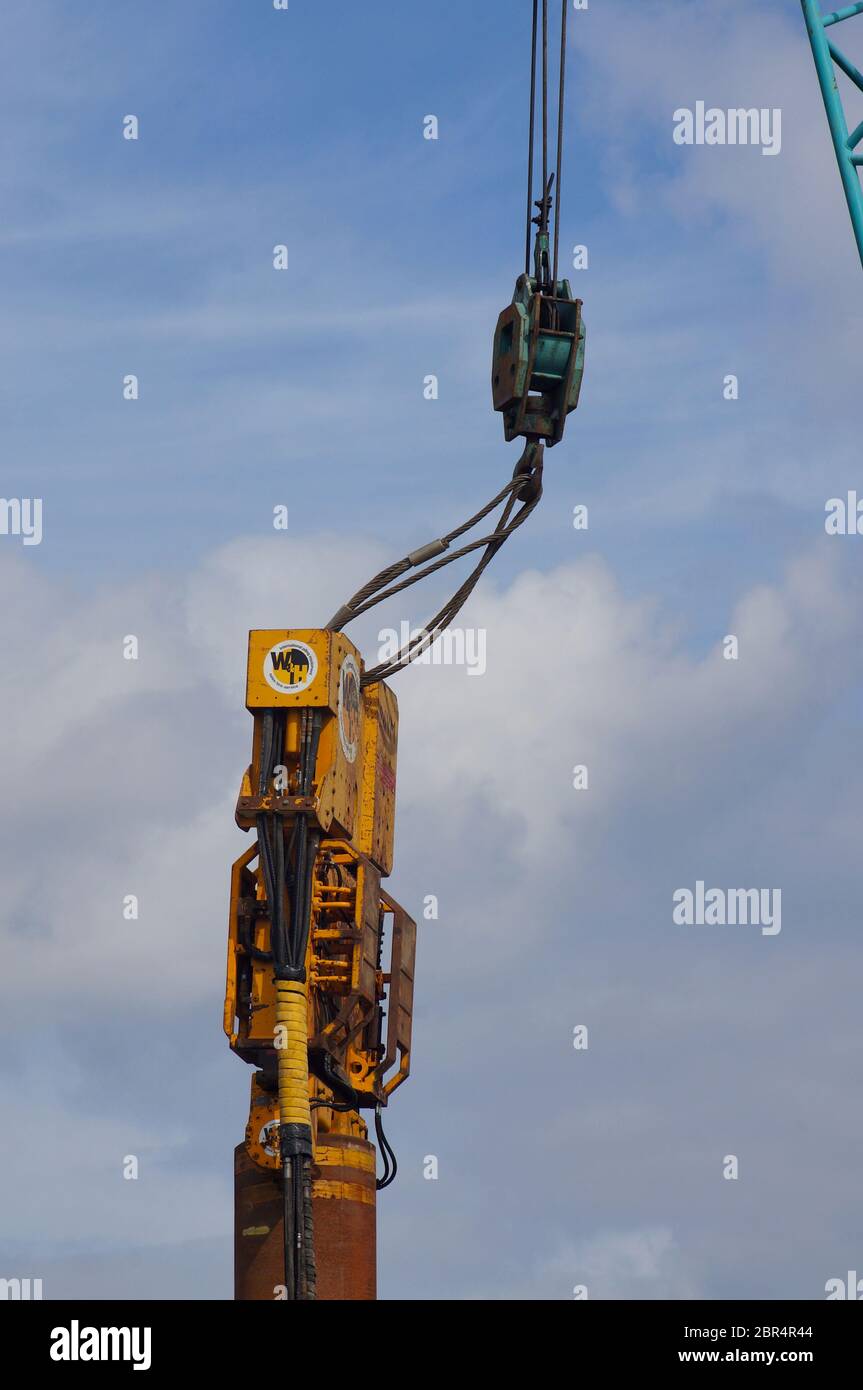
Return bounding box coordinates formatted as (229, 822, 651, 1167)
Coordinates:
(224, 630, 416, 1300)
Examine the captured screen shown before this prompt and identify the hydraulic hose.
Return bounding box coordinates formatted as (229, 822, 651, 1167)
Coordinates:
(275, 979, 312, 1133)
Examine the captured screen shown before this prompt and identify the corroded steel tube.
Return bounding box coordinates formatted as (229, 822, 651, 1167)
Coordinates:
(234, 1133, 378, 1300)
(312, 1133, 377, 1301)
(234, 1144, 284, 1301)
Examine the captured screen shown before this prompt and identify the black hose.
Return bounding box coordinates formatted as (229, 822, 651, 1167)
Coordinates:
(374, 1105, 398, 1191)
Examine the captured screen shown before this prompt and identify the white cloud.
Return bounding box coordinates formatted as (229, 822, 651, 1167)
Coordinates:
(1, 535, 857, 1018)
(396, 545, 858, 863)
(579, 0, 861, 289)
(532, 1226, 699, 1301)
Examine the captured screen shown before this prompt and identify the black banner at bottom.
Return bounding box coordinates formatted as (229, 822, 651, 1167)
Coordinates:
(5, 1298, 859, 1374)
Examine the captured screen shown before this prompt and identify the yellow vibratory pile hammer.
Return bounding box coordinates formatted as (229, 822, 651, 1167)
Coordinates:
(225, 631, 414, 1299)
(222, 1, 583, 1301)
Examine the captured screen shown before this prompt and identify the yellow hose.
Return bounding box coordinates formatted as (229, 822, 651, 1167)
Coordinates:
(275, 978, 311, 1130)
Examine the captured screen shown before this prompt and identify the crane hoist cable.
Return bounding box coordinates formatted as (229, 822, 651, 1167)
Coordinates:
(327, 0, 584, 684)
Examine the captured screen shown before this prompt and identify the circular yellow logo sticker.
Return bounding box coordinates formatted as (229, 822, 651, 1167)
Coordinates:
(264, 640, 317, 694)
(338, 654, 361, 763)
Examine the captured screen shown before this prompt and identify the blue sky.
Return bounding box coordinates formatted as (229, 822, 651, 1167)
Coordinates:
(6, 0, 857, 594)
(1, 0, 862, 1301)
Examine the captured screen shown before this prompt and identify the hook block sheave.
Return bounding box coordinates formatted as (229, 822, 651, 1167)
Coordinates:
(492, 271, 585, 446)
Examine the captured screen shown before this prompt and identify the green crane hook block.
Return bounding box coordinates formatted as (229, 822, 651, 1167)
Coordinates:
(492, 272, 585, 447)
